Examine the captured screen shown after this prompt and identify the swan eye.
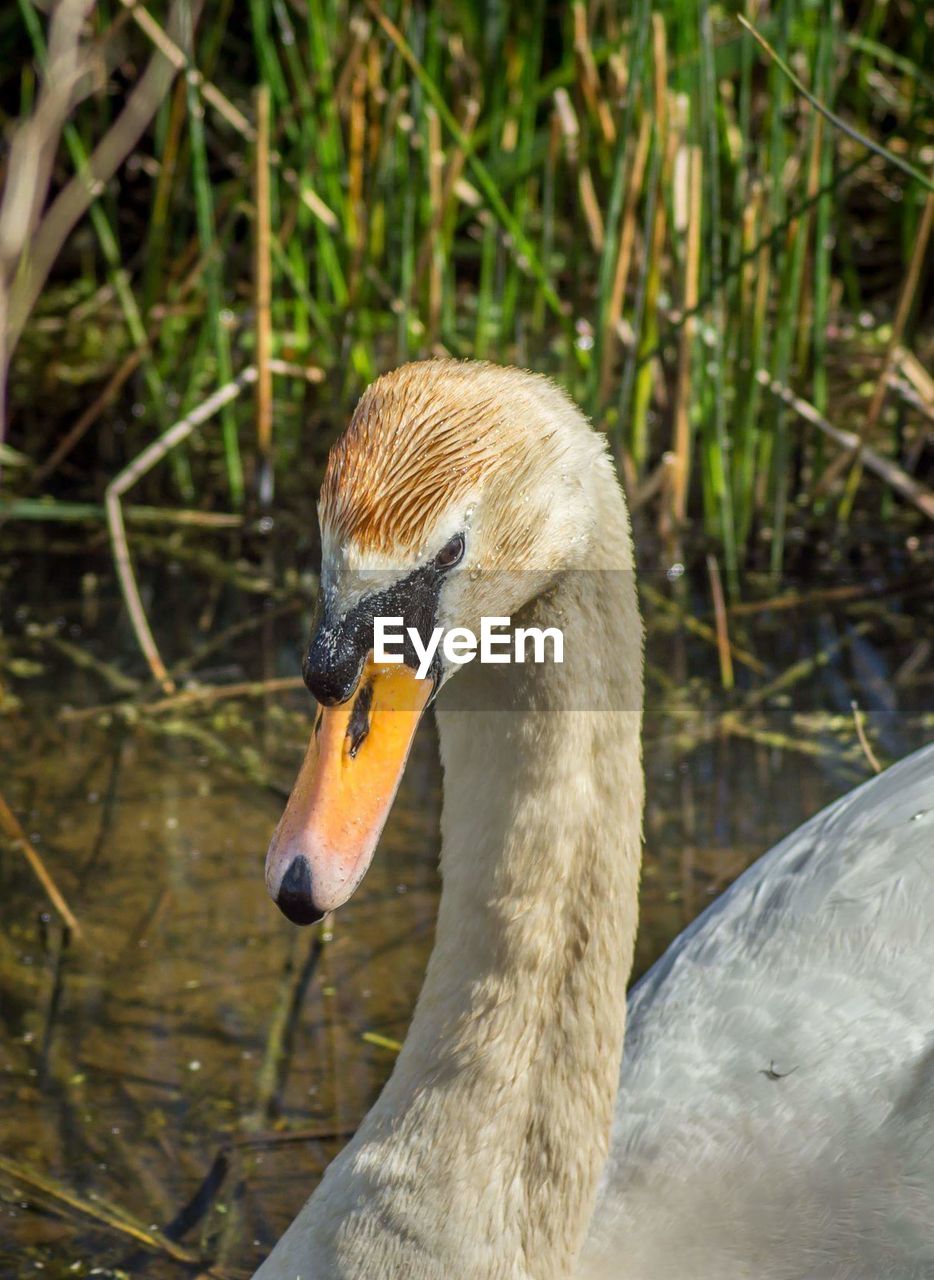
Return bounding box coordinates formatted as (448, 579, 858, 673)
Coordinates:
(435, 533, 465, 571)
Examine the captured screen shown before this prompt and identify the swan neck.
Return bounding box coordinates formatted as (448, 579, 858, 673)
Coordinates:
(411, 559, 643, 1275)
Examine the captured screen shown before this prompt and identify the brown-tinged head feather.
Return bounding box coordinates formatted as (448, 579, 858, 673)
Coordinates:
(319, 361, 527, 556)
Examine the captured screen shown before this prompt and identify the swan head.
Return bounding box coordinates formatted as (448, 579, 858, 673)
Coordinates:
(266, 359, 617, 925)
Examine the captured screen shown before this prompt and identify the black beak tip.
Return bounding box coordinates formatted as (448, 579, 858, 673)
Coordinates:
(276, 856, 325, 926)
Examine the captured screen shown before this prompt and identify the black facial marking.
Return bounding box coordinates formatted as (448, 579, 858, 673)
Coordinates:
(347, 681, 373, 757)
(303, 560, 448, 705)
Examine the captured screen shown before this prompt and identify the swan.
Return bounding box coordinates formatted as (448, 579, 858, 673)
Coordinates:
(254, 359, 934, 1279)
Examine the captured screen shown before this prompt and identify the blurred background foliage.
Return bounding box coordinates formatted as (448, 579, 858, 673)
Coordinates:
(1, 0, 932, 579)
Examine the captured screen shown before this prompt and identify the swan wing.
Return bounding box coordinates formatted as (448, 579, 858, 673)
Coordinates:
(582, 742, 934, 1280)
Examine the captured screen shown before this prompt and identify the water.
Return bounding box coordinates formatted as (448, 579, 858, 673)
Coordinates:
(1, 542, 931, 1277)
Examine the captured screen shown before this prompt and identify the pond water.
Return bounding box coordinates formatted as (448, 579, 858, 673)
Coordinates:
(0, 536, 932, 1278)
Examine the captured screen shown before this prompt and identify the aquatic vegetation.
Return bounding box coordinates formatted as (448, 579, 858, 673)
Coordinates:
(1, 0, 930, 578)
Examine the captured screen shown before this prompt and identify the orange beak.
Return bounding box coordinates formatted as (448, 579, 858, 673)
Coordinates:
(265, 658, 433, 924)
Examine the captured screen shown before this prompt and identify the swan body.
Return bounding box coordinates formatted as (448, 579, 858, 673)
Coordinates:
(254, 360, 933, 1279)
(584, 741, 934, 1280)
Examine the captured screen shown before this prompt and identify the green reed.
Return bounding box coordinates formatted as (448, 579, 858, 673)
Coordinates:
(5, 0, 931, 576)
